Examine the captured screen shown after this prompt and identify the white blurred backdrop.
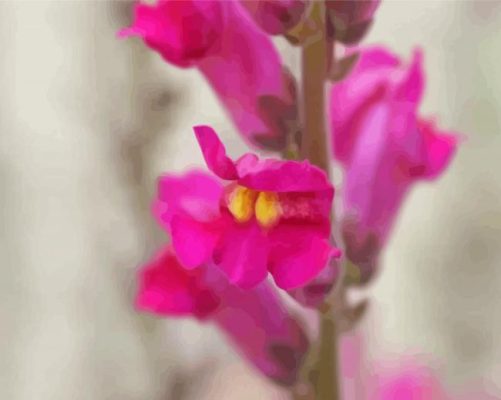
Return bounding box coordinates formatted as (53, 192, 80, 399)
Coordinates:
(1, 1, 500, 399)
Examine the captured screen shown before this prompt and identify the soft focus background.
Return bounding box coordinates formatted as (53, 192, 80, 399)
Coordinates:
(1, 1, 501, 399)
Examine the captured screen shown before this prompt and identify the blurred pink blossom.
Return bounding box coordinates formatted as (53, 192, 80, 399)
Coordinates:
(329, 47, 460, 282)
(239, 0, 308, 35)
(120, 0, 295, 150)
(156, 125, 340, 292)
(373, 365, 449, 400)
(137, 246, 308, 385)
(339, 335, 499, 400)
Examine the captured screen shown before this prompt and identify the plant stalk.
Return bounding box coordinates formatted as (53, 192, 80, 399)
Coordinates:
(299, 2, 341, 399)
(300, 1, 330, 173)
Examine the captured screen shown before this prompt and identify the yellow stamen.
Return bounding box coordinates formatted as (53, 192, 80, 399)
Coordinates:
(255, 192, 281, 228)
(228, 186, 257, 223)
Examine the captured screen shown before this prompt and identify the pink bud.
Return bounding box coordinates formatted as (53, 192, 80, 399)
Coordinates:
(239, 0, 309, 35)
(326, 0, 381, 44)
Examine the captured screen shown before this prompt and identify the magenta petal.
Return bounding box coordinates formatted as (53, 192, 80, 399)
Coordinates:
(122, 0, 223, 68)
(238, 158, 333, 193)
(353, 46, 401, 72)
(157, 170, 223, 223)
(342, 100, 389, 219)
(331, 83, 387, 165)
(395, 48, 424, 106)
(330, 47, 395, 164)
(269, 224, 341, 290)
(216, 222, 269, 289)
(136, 247, 220, 319)
(194, 125, 239, 180)
(235, 152, 260, 176)
(343, 101, 406, 245)
(212, 281, 308, 385)
(415, 119, 460, 180)
(170, 214, 221, 269)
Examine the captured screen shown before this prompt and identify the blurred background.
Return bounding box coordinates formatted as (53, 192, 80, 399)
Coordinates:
(1, 1, 501, 399)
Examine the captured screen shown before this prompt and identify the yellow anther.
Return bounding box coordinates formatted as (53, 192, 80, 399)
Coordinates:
(255, 192, 281, 228)
(228, 186, 257, 223)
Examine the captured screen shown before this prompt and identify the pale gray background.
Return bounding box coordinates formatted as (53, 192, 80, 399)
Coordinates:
(1, 1, 500, 399)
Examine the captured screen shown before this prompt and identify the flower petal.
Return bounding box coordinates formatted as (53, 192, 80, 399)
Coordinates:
(269, 223, 341, 290)
(395, 48, 424, 106)
(342, 100, 408, 245)
(412, 118, 460, 180)
(170, 214, 221, 269)
(330, 47, 395, 164)
(215, 221, 269, 288)
(212, 281, 308, 385)
(238, 158, 333, 193)
(120, 0, 223, 68)
(157, 170, 224, 224)
(136, 247, 220, 319)
(194, 125, 239, 180)
(353, 46, 401, 73)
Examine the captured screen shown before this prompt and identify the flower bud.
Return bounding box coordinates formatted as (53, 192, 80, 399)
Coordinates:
(240, 0, 309, 35)
(326, 0, 381, 44)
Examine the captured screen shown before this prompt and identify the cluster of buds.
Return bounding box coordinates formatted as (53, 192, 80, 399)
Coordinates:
(119, 0, 462, 394)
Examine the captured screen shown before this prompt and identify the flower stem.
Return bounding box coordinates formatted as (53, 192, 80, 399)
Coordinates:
(299, 2, 341, 399)
(300, 1, 329, 173)
(315, 306, 340, 399)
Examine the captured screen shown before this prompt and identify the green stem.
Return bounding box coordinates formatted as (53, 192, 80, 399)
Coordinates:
(315, 307, 340, 399)
(299, 2, 341, 399)
(300, 2, 329, 173)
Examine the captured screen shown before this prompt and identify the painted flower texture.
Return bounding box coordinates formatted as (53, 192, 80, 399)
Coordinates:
(118, 0, 484, 396)
(329, 46, 460, 283)
(157, 125, 340, 291)
(137, 246, 308, 384)
(119, 0, 298, 151)
(136, 125, 340, 383)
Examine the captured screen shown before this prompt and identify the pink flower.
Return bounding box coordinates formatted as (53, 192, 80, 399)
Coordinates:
(120, 0, 296, 151)
(373, 365, 501, 400)
(326, 0, 381, 44)
(339, 334, 478, 400)
(373, 365, 449, 400)
(137, 246, 308, 385)
(239, 0, 308, 35)
(157, 125, 340, 291)
(329, 47, 460, 283)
